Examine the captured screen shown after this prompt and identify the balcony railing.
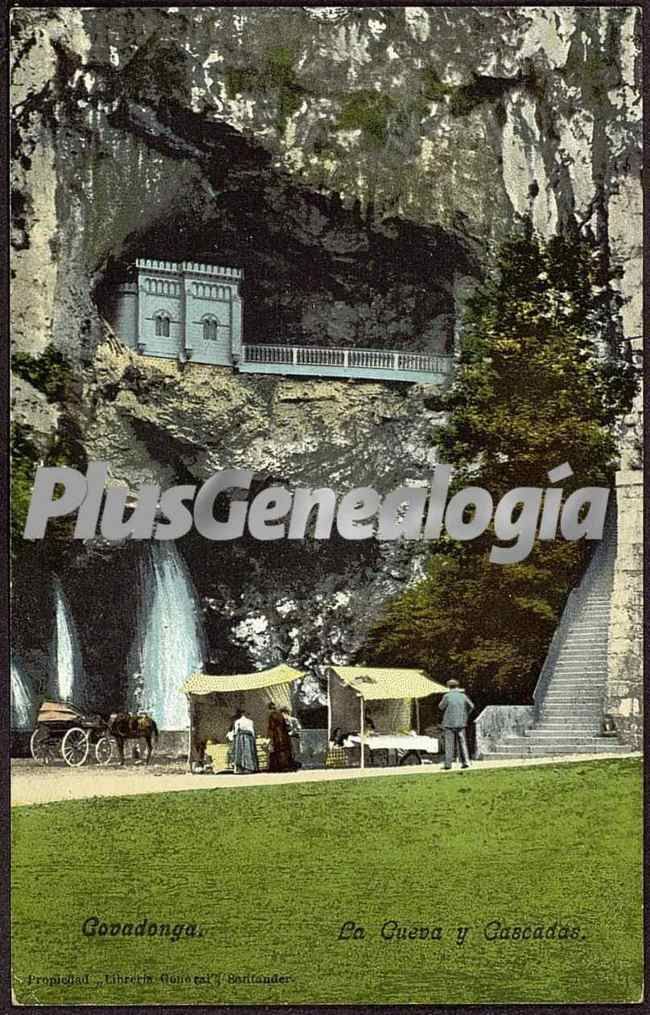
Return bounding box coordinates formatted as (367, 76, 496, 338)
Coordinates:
(239, 344, 453, 383)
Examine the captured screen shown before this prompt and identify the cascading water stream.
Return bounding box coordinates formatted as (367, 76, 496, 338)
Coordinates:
(11, 658, 35, 730)
(128, 542, 205, 730)
(49, 578, 84, 703)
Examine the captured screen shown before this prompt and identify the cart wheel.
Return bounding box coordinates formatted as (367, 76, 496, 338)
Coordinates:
(30, 726, 57, 765)
(61, 727, 90, 767)
(398, 750, 422, 766)
(95, 736, 114, 766)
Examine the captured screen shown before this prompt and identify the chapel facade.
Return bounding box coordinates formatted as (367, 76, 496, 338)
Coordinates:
(108, 259, 243, 366)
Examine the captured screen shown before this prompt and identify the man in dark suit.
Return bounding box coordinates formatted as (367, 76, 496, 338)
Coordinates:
(439, 679, 475, 770)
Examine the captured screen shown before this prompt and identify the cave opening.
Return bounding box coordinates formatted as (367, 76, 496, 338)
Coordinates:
(93, 114, 471, 355)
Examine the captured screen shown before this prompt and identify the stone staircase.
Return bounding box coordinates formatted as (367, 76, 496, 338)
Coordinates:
(484, 516, 627, 757)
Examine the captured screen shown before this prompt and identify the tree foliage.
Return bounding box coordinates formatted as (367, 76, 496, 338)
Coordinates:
(11, 346, 84, 562)
(11, 424, 41, 552)
(367, 228, 636, 705)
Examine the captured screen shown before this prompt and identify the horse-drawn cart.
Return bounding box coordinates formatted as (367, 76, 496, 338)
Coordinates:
(29, 701, 158, 767)
(29, 701, 114, 767)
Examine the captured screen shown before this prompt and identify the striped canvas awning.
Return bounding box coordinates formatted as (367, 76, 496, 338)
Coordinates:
(330, 666, 447, 701)
(182, 664, 304, 696)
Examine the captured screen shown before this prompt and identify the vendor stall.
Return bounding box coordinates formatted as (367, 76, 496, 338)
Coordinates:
(182, 664, 304, 771)
(327, 666, 448, 768)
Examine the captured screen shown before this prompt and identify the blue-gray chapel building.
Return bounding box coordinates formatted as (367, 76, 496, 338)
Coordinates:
(110, 258, 243, 366)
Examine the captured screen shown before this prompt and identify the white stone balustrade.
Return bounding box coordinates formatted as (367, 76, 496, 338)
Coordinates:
(239, 344, 453, 384)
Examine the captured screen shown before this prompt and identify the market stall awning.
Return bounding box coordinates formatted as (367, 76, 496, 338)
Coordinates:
(329, 666, 447, 700)
(182, 664, 304, 696)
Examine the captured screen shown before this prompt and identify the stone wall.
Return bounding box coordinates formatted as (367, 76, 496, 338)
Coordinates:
(606, 324, 643, 748)
(474, 705, 535, 759)
(607, 470, 643, 748)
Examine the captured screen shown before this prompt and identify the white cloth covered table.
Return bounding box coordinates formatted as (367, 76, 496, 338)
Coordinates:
(344, 734, 439, 753)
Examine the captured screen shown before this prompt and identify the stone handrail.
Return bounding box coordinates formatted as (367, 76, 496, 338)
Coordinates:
(532, 589, 578, 717)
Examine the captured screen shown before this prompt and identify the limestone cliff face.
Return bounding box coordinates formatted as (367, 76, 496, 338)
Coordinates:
(12, 6, 642, 359)
(11, 7, 642, 707)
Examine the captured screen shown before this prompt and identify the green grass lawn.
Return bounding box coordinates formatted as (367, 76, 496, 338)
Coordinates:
(12, 758, 643, 1005)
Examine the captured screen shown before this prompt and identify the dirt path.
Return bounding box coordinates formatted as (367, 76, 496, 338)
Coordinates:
(10, 752, 640, 807)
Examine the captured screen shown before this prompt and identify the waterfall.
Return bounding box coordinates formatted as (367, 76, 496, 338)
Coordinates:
(128, 542, 205, 730)
(49, 578, 84, 703)
(11, 658, 35, 730)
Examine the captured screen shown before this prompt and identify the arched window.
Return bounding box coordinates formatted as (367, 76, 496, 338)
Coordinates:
(203, 315, 219, 341)
(154, 312, 170, 337)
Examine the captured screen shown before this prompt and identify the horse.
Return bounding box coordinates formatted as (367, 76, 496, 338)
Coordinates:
(107, 712, 159, 765)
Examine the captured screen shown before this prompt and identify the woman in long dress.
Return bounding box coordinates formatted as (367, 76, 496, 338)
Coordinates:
(232, 710, 259, 774)
(267, 702, 295, 772)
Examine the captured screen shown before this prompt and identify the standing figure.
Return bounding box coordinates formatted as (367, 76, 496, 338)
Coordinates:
(281, 705, 302, 769)
(232, 710, 259, 774)
(225, 709, 243, 769)
(439, 679, 475, 770)
(267, 701, 294, 772)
